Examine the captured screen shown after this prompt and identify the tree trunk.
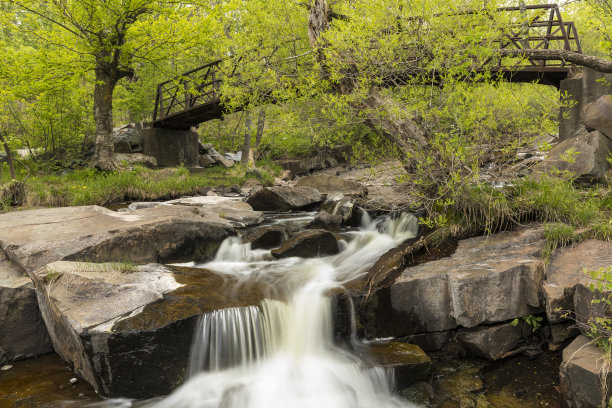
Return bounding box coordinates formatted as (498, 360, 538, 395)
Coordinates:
(0, 130, 16, 180)
(254, 108, 266, 160)
(241, 111, 253, 166)
(497, 49, 612, 73)
(92, 70, 117, 171)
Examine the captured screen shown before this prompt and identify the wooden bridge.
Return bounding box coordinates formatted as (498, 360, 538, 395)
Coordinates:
(152, 3, 582, 130)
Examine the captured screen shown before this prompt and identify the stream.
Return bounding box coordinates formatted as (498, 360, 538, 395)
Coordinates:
(0, 211, 563, 407)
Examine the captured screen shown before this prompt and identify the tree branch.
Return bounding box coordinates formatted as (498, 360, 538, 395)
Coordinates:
(496, 49, 612, 73)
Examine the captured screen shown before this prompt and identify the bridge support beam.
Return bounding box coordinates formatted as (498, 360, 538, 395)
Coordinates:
(560, 68, 612, 141)
(142, 127, 200, 168)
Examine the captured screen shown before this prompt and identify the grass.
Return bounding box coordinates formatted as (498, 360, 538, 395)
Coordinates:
(0, 162, 280, 210)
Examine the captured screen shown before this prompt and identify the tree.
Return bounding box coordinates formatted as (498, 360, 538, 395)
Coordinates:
(3, 0, 219, 170)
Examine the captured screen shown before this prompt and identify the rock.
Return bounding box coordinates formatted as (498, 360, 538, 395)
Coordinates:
(549, 322, 580, 345)
(0, 205, 235, 271)
(406, 331, 451, 352)
(296, 174, 368, 196)
(112, 123, 142, 152)
(280, 170, 293, 181)
(219, 185, 243, 197)
(364, 227, 545, 337)
(456, 322, 523, 360)
(367, 235, 421, 288)
(574, 275, 612, 335)
(243, 226, 287, 250)
(362, 342, 431, 387)
(0, 253, 52, 365)
(30, 261, 265, 398)
(536, 130, 612, 182)
(246, 186, 322, 212)
(127, 202, 168, 211)
(208, 149, 234, 168)
(560, 335, 611, 408)
(199, 154, 215, 167)
(163, 196, 264, 227)
(115, 153, 157, 168)
(321, 193, 355, 223)
(581, 95, 612, 139)
(543, 240, 612, 323)
(306, 211, 342, 231)
(275, 156, 338, 176)
(271, 230, 339, 258)
(206, 190, 218, 196)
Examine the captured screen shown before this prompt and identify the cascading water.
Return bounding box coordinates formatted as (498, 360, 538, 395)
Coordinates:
(152, 212, 421, 408)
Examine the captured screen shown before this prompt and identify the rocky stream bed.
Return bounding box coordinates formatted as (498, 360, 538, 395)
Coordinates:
(0, 174, 610, 408)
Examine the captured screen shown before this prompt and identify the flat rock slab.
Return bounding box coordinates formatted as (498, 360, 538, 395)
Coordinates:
(543, 240, 612, 323)
(163, 196, 263, 227)
(364, 227, 545, 337)
(0, 254, 52, 365)
(361, 342, 431, 387)
(31, 261, 265, 398)
(296, 174, 368, 196)
(560, 335, 612, 408)
(246, 186, 322, 212)
(0, 205, 235, 271)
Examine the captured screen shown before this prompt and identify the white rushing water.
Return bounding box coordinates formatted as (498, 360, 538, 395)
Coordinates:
(150, 212, 420, 408)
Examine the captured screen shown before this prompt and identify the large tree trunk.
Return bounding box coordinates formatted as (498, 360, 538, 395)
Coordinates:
(92, 70, 117, 171)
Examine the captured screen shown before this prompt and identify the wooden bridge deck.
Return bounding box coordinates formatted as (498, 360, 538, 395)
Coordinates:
(152, 3, 582, 130)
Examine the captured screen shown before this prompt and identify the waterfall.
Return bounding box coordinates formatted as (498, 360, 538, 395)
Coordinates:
(152, 212, 420, 408)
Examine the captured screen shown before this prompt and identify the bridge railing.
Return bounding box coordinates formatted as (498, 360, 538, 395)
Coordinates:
(487, 3, 582, 70)
(152, 60, 223, 122)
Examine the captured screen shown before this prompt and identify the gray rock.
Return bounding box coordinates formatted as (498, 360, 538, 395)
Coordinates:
(361, 342, 431, 387)
(574, 275, 612, 336)
(581, 94, 612, 139)
(199, 154, 215, 167)
(164, 196, 264, 227)
(243, 226, 287, 250)
(543, 240, 612, 323)
(115, 153, 157, 168)
(364, 227, 545, 337)
(246, 186, 322, 212)
(306, 211, 342, 231)
(457, 322, 523, 360)
(0, 205, 235, 271)
(550, 322, 580, 345)
(406, 331, 451, 352)
(206, 146, 234, 168)
(321, 193, 355, 223)
(271, 229, 339, 258)
(536, 130, 612, 182)
(30, 261, 264, 398)
(560, 335, 611, 408)
(0, 254, 52, 365)
(296, 174, 368, 196)
(112, 123, 142, 152)
(275, 156, 338, 176)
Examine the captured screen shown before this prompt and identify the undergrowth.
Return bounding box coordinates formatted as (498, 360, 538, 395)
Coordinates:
(1, 163, 279, 210)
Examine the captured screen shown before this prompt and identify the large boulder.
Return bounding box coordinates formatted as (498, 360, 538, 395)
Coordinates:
(456, 322, 524, 360)
(246, 186, 322, 212)
(321, 192, 355, 224)
(364, 227, 545, 337)
(243, 225, 287, 250)
(581, 94, 612, 139)
(560, 335, 611, 408)
(306, 211, 342, 231)
(0, 205, 235, 271)
(296, 174, 368, 197)
(31, 261, 264, 398)
(543, 240, 612, 323)
(0, 253, 52, 365)
(164, 196, 264, 227)
(271, 229, 339, 258)
(574, 274, 612, 336)
(536, 130, 612, 182)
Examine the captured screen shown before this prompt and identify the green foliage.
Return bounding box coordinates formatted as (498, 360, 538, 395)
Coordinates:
(1, 164, 275, 209)
(511, 315, 544, 333)
(583, 267, 612, 360)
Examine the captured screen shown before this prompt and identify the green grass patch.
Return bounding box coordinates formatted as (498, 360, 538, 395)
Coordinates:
(1, 163, 279, 210)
